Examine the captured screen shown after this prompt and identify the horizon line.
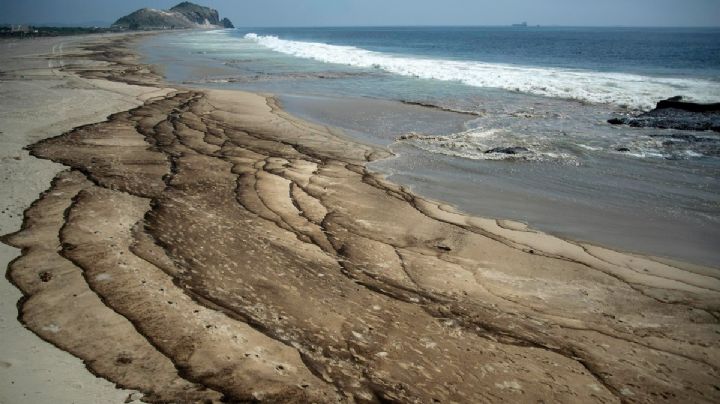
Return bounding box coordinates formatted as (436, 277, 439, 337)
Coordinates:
(233, 23, 720, 29)
(3, 21, 720, 29)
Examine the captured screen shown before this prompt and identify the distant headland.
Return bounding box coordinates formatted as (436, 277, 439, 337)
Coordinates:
(0, 2, 233, 37)
(112, 1, 233, 30)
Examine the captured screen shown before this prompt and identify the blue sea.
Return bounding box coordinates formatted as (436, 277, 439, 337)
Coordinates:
(140, 26, 720, 266)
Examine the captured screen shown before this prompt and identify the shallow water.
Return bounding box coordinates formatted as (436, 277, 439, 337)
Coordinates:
(138, 28, 720, 266)
(281, 94, 720, 266)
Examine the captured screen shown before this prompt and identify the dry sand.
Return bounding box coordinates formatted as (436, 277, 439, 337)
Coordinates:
(1, 33, 719, 403)
(0, 34, 172, 404)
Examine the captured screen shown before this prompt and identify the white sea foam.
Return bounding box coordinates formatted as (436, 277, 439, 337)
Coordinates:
(244, 33, 720, 111)
(397, 128, 578, 163)
(577, 144, 603, 151)
(623, 150, 666, 159)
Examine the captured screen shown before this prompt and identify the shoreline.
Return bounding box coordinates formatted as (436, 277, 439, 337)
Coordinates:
(140, 29, 720, 269)
(277, 92, 720, 268)
(1, 31, 719, 403)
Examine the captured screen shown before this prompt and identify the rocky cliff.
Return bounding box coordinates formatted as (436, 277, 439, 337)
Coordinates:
(113, 2, 233, 30)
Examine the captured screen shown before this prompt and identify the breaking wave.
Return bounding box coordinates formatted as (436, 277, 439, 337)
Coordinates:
(244, 33, 720, 111)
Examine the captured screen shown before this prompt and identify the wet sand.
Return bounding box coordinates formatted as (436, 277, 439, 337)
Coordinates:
(1, 33, 719, 403)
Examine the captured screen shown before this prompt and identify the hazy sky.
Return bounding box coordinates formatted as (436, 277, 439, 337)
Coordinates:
(2, 0, 719, 27)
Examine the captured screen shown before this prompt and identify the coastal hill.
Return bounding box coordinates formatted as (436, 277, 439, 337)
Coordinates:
(113, 1, 234, 30)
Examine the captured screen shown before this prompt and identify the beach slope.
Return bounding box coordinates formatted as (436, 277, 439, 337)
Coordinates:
(1, 33, 719, 403)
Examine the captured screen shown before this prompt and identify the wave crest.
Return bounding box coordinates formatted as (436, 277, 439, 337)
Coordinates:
(243, 33, 720, 111)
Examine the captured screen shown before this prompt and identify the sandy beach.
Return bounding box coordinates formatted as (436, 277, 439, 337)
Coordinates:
(1, 32, 719, 403)
(0, 33, 177, 403)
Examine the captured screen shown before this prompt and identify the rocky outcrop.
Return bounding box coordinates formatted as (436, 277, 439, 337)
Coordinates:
(221, 17, 234, 29)
(113, 2, 233, 30)
(609, 96, 720, 132)
(170, 1, 220, 25)
(656, 96, 720, 113)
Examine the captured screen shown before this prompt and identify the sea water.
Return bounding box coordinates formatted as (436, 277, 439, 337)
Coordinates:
(139, 26, 720, 266)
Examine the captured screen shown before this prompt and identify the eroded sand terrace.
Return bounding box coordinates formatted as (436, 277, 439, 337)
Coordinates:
(2, 35, 719, 403)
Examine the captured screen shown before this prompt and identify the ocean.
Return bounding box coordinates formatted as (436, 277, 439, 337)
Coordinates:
(139, 26, 720, 266)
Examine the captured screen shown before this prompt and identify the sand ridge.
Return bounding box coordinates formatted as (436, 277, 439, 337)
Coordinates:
(2, 34, 719, 403)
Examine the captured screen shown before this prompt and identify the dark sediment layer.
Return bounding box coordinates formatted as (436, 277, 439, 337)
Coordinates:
(3, 171, 223, 402)
(2, 35, 720, 403)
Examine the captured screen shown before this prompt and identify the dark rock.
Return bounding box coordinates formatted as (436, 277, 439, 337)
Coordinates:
(221, 18, 234, 29)
(616, 147, 631, 152)
(398, 133, 422, 141)
(655, 96, 720, 113)
(485, 146, 530, 155)
(608, 97, 720, 132)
